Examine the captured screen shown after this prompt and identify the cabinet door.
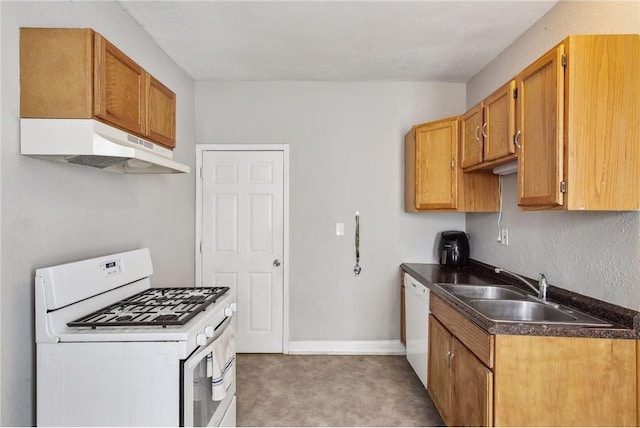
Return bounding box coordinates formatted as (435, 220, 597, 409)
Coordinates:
(94, 34, 146, 135)
(517, 44, 565, 207)
(427, 315, 452, 425)
(451, 339, 493, 427)
(414, 119, 459, 210)
(146, 74, 176, 149)
(483, 80, 516, 162)
(460, 104, 483, 169)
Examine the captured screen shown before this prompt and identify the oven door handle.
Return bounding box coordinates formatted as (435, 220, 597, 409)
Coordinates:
(185, 341, 214, 371)
(185, 316, 233, 370)
(208, 316, 232, 347)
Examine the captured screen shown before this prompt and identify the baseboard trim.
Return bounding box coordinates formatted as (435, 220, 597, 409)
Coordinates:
(288, 340, 406, 355)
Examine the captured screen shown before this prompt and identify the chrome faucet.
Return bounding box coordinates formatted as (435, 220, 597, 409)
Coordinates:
(494, 268, 550, 303)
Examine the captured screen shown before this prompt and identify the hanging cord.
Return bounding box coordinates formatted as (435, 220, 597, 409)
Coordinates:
(496, 175, 503, 241)
(354, 211, 361, 276)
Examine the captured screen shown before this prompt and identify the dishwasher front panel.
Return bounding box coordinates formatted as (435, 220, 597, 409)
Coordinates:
(404, 272, 430, 388)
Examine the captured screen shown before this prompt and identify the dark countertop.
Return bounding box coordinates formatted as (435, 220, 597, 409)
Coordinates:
(401, 260, 640, 339)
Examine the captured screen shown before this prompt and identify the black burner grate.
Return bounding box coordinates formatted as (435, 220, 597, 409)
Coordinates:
(67, 287, 229, 328)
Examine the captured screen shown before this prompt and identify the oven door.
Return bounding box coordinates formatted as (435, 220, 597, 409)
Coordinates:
(182, 317, 236, 427)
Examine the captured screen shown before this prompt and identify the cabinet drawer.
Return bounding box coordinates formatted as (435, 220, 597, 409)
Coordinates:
(430, 294, 494, 367)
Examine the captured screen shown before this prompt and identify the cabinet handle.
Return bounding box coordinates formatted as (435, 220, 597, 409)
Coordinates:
(513, 130, 521, 149)
(445, 350, 455, 367)
(481, 123, 488, 139)
(474, 126, 480, 141)
(451, 159, 455, 170)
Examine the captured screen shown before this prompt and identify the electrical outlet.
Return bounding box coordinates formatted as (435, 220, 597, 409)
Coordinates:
(501, 228, 509, 245)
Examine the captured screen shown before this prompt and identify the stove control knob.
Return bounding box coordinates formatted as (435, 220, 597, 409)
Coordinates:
(196, 333, 207, 346)
(204, 325, 215, 338)
(224, 302, 238, 317)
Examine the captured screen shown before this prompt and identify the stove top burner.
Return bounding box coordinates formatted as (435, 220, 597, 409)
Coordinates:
(67, 287, 229, 328)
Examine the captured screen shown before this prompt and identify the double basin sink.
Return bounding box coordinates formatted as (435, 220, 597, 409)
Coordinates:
(438, 283, 612, 327)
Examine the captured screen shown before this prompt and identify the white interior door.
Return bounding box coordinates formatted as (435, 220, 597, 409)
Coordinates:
(201, 150, 284, 353)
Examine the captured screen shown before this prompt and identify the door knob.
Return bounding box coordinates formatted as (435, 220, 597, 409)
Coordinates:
(273, 259, 281, 267)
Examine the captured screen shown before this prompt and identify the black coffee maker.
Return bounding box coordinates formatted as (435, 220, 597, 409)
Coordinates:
(438, 231, 470, 268)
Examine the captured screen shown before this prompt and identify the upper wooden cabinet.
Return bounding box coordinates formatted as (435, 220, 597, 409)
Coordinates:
(405, 117, 499, 212)
(93, 33, 146, 137)
(516, 34, 640, 210)
(460, 104, 484, 169)
(461, 80, 517, 172)
(146, 76, 177, 148)
(406, 117, 459, 210)
(20, 28, 176, 149)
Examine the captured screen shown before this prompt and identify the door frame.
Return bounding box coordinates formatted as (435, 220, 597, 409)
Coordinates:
(195, 144, 290, 354)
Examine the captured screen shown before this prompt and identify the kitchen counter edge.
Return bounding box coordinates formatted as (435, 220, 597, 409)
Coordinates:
(401, 261, 640, 339)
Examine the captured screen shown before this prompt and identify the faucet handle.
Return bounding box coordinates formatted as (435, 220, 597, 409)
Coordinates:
(538, 273, 549, 300)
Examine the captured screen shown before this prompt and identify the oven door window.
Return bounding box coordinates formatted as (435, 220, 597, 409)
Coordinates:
(192, 356, 220, 426)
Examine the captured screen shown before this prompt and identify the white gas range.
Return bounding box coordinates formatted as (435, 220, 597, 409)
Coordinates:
(35, 248, 236, 427)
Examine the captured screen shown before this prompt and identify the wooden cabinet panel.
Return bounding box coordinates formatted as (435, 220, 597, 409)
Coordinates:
(564, 35, 640, 210)
(494, 335, 637, 426)
(427, 315, 452, 424)
(146, 74, 176, 148)
(517, 44, 565, 207)
(20, 28, 94, 118)
(94, 33, 146, 135)
(461, 104, 483, 169)
(461, 172, 500, 213)
(483, 80, 516, 162)
(451, 339, 493, 427)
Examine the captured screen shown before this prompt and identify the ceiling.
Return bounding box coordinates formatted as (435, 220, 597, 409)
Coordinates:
(118, 0, 558, 82)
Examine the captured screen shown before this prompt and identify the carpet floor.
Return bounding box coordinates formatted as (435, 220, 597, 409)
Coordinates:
(236, 354, 444, 427)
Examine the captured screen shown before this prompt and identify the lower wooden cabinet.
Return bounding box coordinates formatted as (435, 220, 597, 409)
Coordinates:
(427, 315, 492, 427)
(428, 293, 637, 426)
(450, 339, 492, 427)
(493, 335, 636, 426)
(427, 316, 452, 422)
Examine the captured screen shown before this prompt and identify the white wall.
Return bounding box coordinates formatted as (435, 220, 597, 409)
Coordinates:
(195, 81, 466, 341)
(466, 1, 640, 310)
(1, 2, 196, 425)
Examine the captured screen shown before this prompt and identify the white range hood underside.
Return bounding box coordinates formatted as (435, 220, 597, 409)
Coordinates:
(21, 119, 190, 174)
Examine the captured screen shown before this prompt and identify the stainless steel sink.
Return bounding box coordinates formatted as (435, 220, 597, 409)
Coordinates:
(466, 299, 613, 326)
(437, 282, 613, 327)
(438, 283, 527, 300)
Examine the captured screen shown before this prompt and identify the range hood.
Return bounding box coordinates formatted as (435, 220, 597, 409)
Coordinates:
(20, 119, 190, 174)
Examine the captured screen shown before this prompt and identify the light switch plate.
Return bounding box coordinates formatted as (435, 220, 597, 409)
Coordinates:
(501, 228, 509, 245)
(336, 223, 344, 236)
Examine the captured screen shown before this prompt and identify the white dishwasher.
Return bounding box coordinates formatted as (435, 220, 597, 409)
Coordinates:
(404, 272, 430, 388)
